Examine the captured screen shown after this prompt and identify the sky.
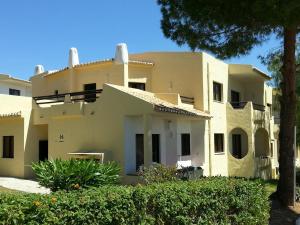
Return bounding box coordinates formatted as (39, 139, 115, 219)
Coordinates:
(0, 0, 280, 80)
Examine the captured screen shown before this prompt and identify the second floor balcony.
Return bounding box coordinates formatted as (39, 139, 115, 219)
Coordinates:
(230, 101, 265, 111)
(33, 89, 103, 106)
(227, 101, 271, 134)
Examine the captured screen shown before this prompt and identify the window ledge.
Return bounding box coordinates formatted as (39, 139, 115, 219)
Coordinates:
(213, 100, 224, 104)
(180, 155, 191, 157)
(214, 152, 225, 155)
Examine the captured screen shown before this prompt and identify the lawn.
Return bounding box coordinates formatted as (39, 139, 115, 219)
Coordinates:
(263, 179, 277, 196)
(0, 186, 18, 193)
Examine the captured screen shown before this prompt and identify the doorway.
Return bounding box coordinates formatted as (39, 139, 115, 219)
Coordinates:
(39, 140, 48, 161)
(232, 134, 242, 159)
(231, 90, 240, 108)
(136, 134, 144, 171)
(84, 83, 97, 102)
(152, 134, 160, 163)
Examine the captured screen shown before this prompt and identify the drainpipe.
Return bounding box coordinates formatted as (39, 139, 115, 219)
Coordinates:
(207, 63, 213, 176)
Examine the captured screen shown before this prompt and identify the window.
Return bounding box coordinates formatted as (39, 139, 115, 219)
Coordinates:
(267, 103, 272, 117)
(214, 134, 224, 153)
(84, 83, 97, 102)
(213, 82, 222, 102)
(181, 133, 190, 156)
(3, 136, 14, 158)
(129, 82, 146, 91)
(136, 134, 144, 171)
(271, 142, 274, 158)
(9, 88, 20, 96)
(152, 134, 160, 163)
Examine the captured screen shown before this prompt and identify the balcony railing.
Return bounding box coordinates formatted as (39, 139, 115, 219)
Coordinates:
(33, 89, 103, 105)
(180, 96, 195, 104)
(230, 101, 265, 111)
(255, 156, 272, 179)
(274, 116, 280, 124)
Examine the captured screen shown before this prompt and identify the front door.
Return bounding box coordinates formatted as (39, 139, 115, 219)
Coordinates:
(84, 83, 97, 102)
(39, 140, 48, 161)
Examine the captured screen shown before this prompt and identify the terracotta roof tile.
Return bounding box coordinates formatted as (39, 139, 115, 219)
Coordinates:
(0, 111, 22, 118)
(109, 84, 211, 118)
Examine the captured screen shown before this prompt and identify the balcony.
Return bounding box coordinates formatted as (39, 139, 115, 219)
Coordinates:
(33, 89, 103, 105)
(180, 96, 195, 104)
(230, 101, 265, 111)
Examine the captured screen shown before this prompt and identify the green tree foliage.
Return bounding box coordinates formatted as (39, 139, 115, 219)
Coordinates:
(158, 0, 299, 58)
(157, 0, 300, 205)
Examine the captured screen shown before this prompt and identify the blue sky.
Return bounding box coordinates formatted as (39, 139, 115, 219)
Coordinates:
(0, 0, 279, 80)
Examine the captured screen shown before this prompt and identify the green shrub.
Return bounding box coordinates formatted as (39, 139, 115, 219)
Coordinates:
(138, 163, 178, 184)
(138, 164, 204, 184)
(0, 177, 270, 225)
(32, 159, 120, 191)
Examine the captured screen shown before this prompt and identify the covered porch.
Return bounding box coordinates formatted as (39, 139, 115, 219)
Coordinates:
(124, 112, 209, 175)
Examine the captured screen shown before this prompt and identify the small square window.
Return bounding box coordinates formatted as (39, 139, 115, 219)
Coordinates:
(3, 136, 14, 158)
(213, 82, 222, 102)
(129, 82, 146, 91)
(181, 133, 191, 156)
(9, 89, 20, 96)
(214, 134, 224, 153)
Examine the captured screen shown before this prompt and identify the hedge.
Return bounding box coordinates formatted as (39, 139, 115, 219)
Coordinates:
(0, 177, 270, 225)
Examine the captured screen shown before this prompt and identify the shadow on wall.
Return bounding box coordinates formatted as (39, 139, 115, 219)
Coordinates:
(24, 113, 48, 179)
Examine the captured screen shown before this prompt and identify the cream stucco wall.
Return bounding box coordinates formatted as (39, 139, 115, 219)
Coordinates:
(0, 95, 31, 177)
(130, 52, 205, 111)
(202, 53, 229, 176)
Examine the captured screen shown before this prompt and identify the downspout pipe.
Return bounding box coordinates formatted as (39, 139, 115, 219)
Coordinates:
(207, 63, 212, 176)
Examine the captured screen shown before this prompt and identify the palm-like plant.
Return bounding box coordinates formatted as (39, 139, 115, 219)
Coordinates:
(32, 159, 120, 191)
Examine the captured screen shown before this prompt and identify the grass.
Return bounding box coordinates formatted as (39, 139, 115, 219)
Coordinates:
(0, 186, 18, 193)
(263, 179, 278, 196)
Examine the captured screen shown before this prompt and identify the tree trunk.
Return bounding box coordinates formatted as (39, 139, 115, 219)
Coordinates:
(277, 27, 297, 206)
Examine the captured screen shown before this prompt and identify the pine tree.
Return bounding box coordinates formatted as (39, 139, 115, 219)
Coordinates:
(158, 0, 300, 206)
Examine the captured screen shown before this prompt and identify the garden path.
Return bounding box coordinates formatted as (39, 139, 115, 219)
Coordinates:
(0, 177, 50, 194)
(269, 199, 300, 225)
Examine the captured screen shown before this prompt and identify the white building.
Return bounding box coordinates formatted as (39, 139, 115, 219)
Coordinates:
(0, 74, 31, 97)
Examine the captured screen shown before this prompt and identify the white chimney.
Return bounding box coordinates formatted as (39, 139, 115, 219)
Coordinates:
(68, 47, 79, 68)
(34, 65, 44, 75)
(114, 43, 128, 64)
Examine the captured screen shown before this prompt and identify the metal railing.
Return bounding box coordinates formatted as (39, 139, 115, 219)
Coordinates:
(230, 101, 265, 111)
(33, 89, 103, 105)
(180, 96, 195, 104)
(274, 116, 280, 124)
